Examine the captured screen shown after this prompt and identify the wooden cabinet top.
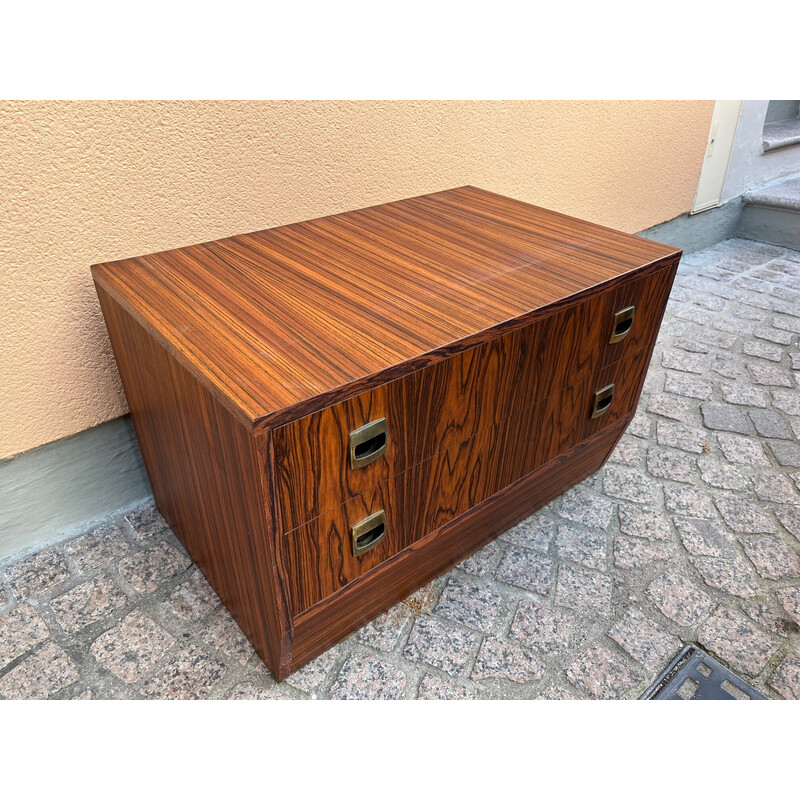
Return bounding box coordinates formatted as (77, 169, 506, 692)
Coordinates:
(92, 186, 680, 432)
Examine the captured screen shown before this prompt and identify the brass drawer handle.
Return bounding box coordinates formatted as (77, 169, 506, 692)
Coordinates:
(349, 418, 388, 469)
(351, 510, 387, 557)
(591, 384, 615, 419)
(610, 306, 635, 344)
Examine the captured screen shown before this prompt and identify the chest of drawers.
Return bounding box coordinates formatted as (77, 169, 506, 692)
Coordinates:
(91, 186, 680, 680)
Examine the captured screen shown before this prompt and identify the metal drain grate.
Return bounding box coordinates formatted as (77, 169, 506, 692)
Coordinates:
(641, 644, 766, 700)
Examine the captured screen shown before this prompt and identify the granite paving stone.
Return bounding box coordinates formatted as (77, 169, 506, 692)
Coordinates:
(647, 394, 698, 423)
(697, 606, 780, 677)
(495, 546, 554, 596)
(771, 389, 800, 416)
(664, 372, 713, 400)
(50, 574, 129, 633)
(756, 328, 793, 345)
(555, 564, 613, 618)
(537, 685, 578, 700)
(714, 495, 775, 532)
(612, 537, 670, 569)
(617, 504, 671, 541)
(500, 518, 556, 552)
(748, 409, 794, 440)
(775, 505, 800, 539)
(89, 609, 176, 683)
(284, 648, 340, 694)
(768, 654, 800, 700)
(775, 587, 800, 627)
(552, 485, 614, 529)
(743, 340, 783, 361)
(645, 447, 696, 483)
(701, 403, 753, 434)
(118, 542, 191, 593)
(139, 645, 226, 700)
(566, 643, 640, 700)
(627, 412, 651, 439)
(716, 433, 771, 466)
(509, 599, 573, 657)
(740, 599, 798, 638)
(751, 474, 800, 505)
(697, 460, 749, 491)
(64, 524, 132, 573)
(470, 637, 545, 683)
(0, 586, 7, 608)
(674, 517, 736, 558)
(768, 441, 800, 467)
(417, 675, 476, 700)
(720, 383, 768, 408)
(457, 539, 505, 576)
(200, 608, 254, 665)
(124, 504, 169, 540)
(656, 420, 707, 453)
(603, 467, 657, 504)
(435, 577, 503, 633)
(741, 535, 800, 580)
(773, 314, 800, 334)
(662, 350, 705, 373)
(0, 604, 50, 670)
(664, 485, 716, 518)
(746, 364, 793, 387)
(607, 435, 640, 466)
(162, 569, 220, 622)
(690, 556, 761, 598)
(403, 616, 478, 677)
(227, 682, 288, 700)
(355, 602, 411, 652)
(553, 525, 607, 571)
(6, 546, 71, 599)
(0, 641, 80, 700)
(608, 607, 681, 671)
(647, 571, 714, 627)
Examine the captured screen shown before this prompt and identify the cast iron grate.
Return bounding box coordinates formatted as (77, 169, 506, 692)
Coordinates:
(641, 644, 766, 700)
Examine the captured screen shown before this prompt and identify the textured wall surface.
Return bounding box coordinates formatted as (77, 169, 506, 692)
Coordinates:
(0, 100, 714, 458)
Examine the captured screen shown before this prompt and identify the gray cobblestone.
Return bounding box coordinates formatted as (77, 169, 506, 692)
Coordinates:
(656, 420, 708, 453)
(751, 474, 800, 505)
(647, 393, 697, 423)
(495, 546, 553, 596)
(720, 383, 768, 407)
(664, 372, 713, 400)
(714, 495, 775, 533)
(664, 485, 716, 518)
(698, 459, 750, 491)
(743, 340, 783, 362)
(674, 517, 736, 558)
(768, 441, 800, 467)
(701, 403, 753, 434)
(603, 466, 655, 504)
(741, 535, 800, 580)
(771, 390, 800, 416)
(749, 409, 794, 439)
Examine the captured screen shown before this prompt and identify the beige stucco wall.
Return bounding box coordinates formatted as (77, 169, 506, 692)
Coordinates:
(0, 100, 713, 459)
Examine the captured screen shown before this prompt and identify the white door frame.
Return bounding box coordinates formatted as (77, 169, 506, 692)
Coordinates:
(691, 100, 742, 214)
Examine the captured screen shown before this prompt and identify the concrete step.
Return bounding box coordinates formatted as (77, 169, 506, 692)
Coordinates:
(762, 118, 800, 152)
(740, 176, 800, 250)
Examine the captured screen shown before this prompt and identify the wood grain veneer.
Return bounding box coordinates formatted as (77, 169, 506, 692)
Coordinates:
(92, 186, 680, 679)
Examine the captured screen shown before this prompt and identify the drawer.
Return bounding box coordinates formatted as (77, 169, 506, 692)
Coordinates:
(283, 343, 649, 614)
(273, 266, 671, 532)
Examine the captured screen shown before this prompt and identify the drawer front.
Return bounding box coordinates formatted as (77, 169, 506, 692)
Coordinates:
(273, 265, 673, 532)
(283, 343, 650, 614)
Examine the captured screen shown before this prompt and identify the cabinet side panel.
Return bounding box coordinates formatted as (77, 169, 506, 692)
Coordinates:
(96, 285, 289, 675)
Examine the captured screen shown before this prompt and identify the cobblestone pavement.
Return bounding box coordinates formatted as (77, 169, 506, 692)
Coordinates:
(2, 237, 800, 700)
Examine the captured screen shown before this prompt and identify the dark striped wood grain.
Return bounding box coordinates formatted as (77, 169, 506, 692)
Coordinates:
(92, 187, 680, 679)
(282, 334, 657, 614)
(92, 186, 680, 432)
(272, 265, 675, 531)
(96, 287, 291, 673)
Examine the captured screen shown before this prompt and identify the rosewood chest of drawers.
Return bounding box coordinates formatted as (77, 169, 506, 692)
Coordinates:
(91, 186, 681, 680)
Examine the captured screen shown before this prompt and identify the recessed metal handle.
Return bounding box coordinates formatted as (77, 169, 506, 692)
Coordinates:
(351, 510, 387, 557)
(591, 384, 615, 419)
(349, 418, 389, 470)
(610, 306, 635, 344)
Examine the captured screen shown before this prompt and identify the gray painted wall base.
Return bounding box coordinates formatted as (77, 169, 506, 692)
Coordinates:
(0, 417, 152, 562)
(738, 204, 800, 250)
(637, 198, 743, 254)
(0, 197, 774, 563)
